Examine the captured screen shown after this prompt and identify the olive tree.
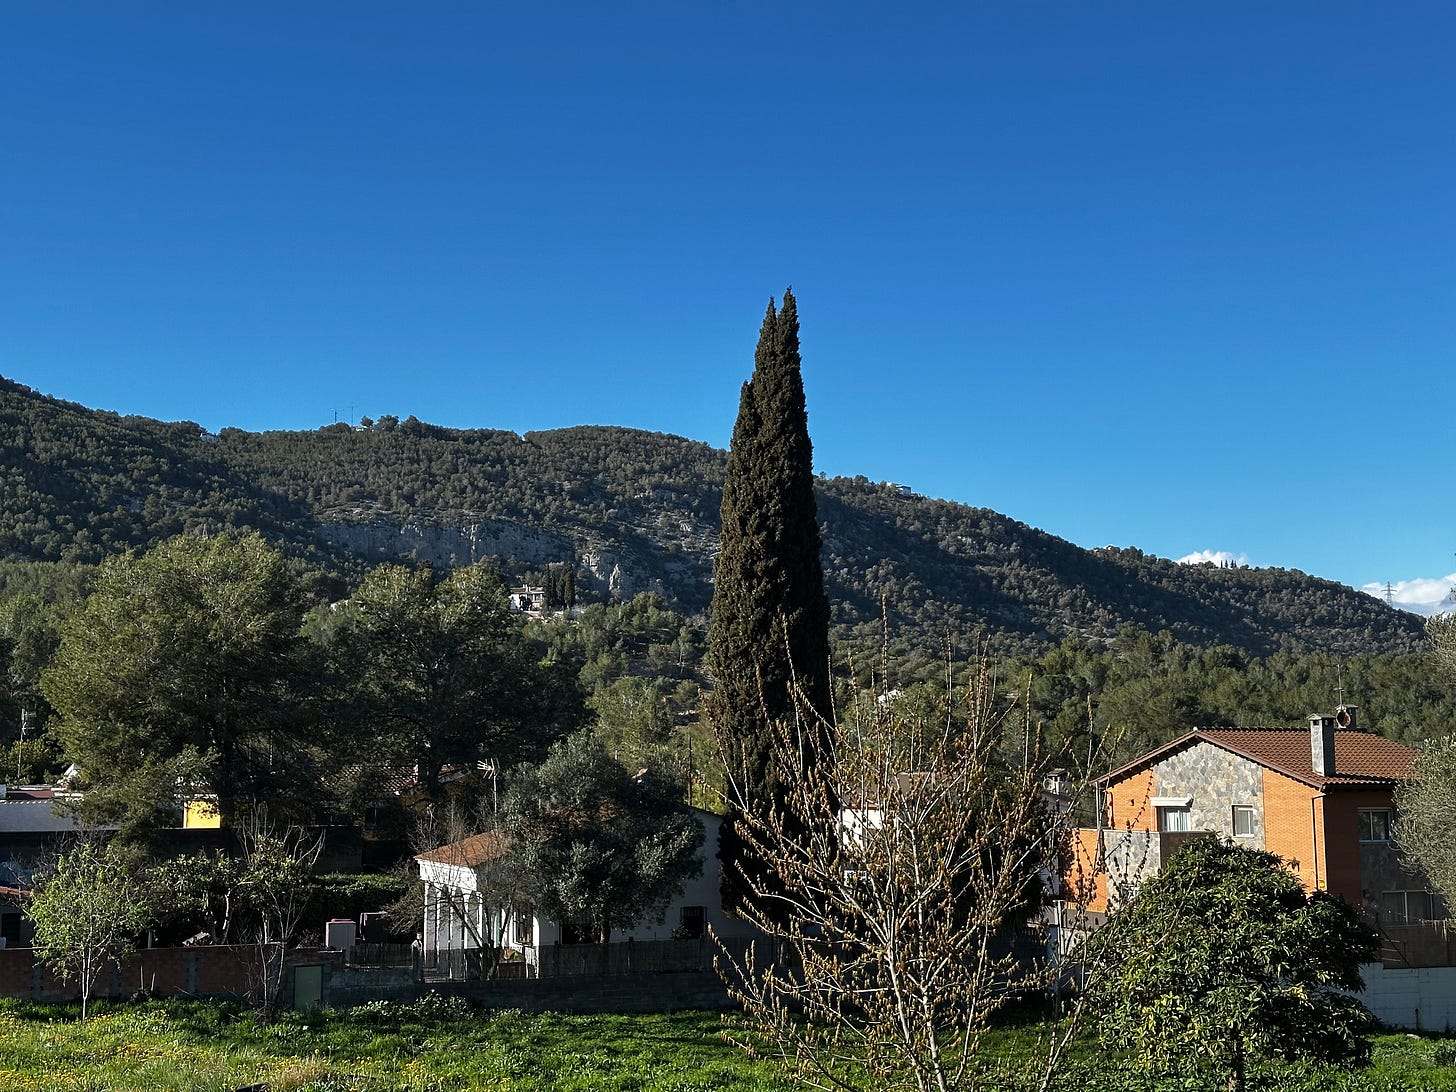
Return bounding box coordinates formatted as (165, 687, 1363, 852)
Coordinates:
(1396, 734, 1456, 916)
(503, 730, 704, 945)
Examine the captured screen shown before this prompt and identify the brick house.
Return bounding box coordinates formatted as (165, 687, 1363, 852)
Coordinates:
(1069, 706, 1436, 926)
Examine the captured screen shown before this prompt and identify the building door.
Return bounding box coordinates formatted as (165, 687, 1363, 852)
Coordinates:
(292, 964, 323, 1011)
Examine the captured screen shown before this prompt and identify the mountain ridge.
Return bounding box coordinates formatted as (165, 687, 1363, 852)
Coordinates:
(0, 375, 1422, 657)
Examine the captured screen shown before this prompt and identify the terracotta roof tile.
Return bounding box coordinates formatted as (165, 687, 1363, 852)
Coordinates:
(1199, 729, 1418, 787)
(1100, 728, 1420, 789)
(414, 830, 511, 867)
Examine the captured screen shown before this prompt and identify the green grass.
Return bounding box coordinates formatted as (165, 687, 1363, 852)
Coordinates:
(0, 997, 795, 1092)
(4, 998, 1456, 1091)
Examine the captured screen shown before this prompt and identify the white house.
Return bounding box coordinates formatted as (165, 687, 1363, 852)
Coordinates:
(414, 808, 761, 973)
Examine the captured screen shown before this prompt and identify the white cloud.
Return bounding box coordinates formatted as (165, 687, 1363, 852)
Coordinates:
(1175, 549, 1250, 567)
(1360, 574, 1456, 616)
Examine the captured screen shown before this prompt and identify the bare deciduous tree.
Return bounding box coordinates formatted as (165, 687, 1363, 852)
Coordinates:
(28, 838, 151, 1019)
(713, 662, 1089, 1092)
(1396, 733, 1456, 915)
(237, 808, 325, 1017)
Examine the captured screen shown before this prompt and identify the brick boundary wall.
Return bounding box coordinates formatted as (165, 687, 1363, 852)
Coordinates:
(0, 945, 341, 1006)
(0, 945, 734, 1014)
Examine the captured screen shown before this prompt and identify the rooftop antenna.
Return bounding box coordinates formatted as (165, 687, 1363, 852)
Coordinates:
(1334, 663, 1347, 711)
(16, 707, 32, 782)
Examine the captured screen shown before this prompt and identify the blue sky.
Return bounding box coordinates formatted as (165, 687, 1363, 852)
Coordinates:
(4, 3, 1453, 607)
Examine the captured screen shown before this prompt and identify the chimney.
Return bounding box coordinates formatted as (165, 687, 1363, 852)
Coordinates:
(1309, 713, 1336, 777)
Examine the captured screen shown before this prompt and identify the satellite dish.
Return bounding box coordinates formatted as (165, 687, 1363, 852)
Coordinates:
(1336, 707, 1352, 728)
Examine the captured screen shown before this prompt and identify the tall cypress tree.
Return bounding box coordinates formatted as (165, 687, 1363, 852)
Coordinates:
(708, 288, 832, 914)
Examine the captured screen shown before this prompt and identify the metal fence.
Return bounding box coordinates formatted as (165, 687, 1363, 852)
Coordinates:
(422, 946, 530, 982)
(344, 942, 417, 970)
(1376, 920, 1456, 968)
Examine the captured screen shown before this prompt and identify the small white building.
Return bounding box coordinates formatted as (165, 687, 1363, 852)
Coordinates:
(414, 809, 760, 972)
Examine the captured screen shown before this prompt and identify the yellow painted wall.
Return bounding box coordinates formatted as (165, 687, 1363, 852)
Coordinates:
(183, 799, 221, 829)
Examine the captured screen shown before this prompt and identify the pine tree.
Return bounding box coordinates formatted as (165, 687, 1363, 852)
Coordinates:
(708, 288, 832, 914)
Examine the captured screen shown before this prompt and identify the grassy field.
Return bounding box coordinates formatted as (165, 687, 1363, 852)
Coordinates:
(4, 997, 1456, 1091)
(0, 997, 793, 1092)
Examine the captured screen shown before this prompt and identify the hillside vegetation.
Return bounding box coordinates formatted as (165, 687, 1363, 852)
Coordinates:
(0, 375, 1422, 658)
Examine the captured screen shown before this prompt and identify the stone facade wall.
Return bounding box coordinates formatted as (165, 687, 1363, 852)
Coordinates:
(1154, 742, 1264, 847)
(1102, 829, 1158, 907)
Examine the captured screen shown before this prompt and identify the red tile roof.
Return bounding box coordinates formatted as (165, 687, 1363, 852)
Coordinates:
(1100, 728, 1420, 790)
(414, 831, 511, 867)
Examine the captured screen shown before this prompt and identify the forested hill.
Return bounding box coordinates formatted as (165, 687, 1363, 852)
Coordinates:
(0, 375, 1423, 656)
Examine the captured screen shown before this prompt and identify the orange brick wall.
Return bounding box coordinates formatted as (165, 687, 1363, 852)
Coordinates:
(1066, 828, 1108, 914)
(1261, 769, 1320, 893)
(1104, 768, 1155, 833)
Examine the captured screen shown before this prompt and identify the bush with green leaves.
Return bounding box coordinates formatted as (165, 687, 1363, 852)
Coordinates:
(1089, 836, 1379, 1092)
(27, 839, 152, 1019)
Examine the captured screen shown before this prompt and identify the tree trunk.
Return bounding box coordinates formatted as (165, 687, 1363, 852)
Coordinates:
(1228, 1031, 1245, 1092)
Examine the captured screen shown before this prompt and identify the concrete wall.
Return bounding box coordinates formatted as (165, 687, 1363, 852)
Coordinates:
(1358, 963, 1456, 1032)
(317, 970, 734, 1013)
(448, 970, 733, 1012)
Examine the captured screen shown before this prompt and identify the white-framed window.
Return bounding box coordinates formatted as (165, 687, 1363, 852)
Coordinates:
(1157, 806, 1191, 833)
(1231, 805, 1256, 837)
(1359, 808, 1394, 843)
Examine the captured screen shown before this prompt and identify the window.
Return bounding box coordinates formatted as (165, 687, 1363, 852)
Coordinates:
(678, 905, 705, 940)
(1359, 808, 1394, 842)
(512, 908, 534, 946)
(1157, 806, 1191, 833)
(1231, 805, 1256, 837)
(1379, 890, 1433, 926)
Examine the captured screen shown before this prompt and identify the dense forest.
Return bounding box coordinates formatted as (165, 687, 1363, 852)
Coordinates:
(0, 373, 1451, 825)
(0, 375, 1422, 659)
